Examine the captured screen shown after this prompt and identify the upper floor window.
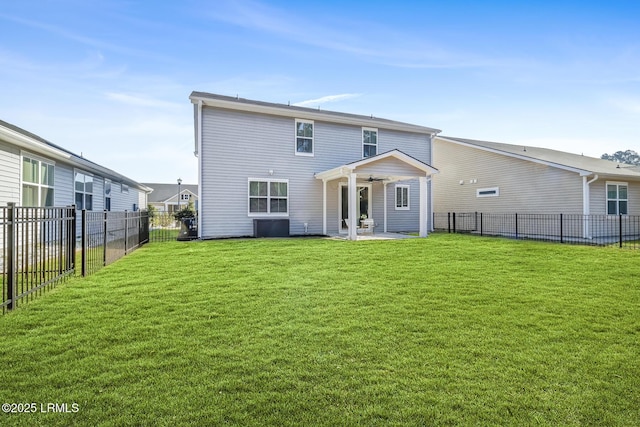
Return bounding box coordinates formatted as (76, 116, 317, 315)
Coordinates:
(122, 183, 129, 194)
(607, 182, 628, 215)
(22, 155, 55, 206)
(362, 128, 378, 158)
(75, 171, 93, 210)
(295, 119, 314, 156)
(248, 179, 288, 216)
(395, 185, 410, 210)
(181, 193, 191, 201)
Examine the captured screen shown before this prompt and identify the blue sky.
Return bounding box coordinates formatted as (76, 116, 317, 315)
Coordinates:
(1, 1, 639, 184)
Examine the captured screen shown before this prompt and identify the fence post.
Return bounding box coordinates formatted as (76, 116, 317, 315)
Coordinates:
(452, 212, 456, 234)
(515, 213, 519, 239)
(480, 213, 483, 236)
(447, 212, 451, 233)
(560, 214, 563, 244)
(7, 203, 17, 310)
(81, 209, 88, 277)
(70, 206, 77, 272)
(103, 210, 108, 266)
(619, 214, 623, 248)
(124, 210, 129, 255)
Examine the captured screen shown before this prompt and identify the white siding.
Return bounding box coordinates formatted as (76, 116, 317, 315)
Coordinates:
(200, 108, 432, 238)
(0, 140, 20, 206)
(433, 140, 584, 214)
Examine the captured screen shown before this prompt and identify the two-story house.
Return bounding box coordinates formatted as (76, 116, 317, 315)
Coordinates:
(190, 92, 440, 240)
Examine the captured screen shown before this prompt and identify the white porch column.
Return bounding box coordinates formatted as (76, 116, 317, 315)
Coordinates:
(322, 179, 327, 235)
(383, 183, 388, 233)
(419, 176, 428, 237)
(348, 172, 358, 240)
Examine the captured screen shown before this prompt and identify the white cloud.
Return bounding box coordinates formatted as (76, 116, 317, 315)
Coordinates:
(607, 96, 640, 114)
(293, 93, 362, 107)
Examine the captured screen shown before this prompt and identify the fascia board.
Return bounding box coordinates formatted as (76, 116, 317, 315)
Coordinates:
(190, 95, 440, 136)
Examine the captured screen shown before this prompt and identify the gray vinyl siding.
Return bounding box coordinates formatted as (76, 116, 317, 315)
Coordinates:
(53, 164, 74, 206)
(0, 140, 20, 206)
(433, 140, 584, 214)
(385, 180, 422, 232)
(200, 107, 432, 238)
(110, 182, 143, 211)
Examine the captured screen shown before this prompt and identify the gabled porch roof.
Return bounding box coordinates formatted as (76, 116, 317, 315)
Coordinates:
(314, 149, 439, 182)
(314, 150, 438, 240)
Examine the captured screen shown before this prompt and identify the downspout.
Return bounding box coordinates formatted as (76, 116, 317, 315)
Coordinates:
(427, 176, 433, 232)
(583, 174, 598, 239)
(428, 131, 439, 232)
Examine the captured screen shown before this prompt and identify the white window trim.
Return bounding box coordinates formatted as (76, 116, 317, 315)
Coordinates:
(395, 184, 410, 210)
(295, 119, 314, 157)
(247, 178, 289, 217)
(74, 170, 94, 210)
(362, 127, 378, 159)
(20, 152, 55, 207)
(477, 187, 500, 198)
(606, 181, 628, 216)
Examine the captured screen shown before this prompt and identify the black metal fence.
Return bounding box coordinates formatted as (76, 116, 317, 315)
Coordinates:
(434, 212, 640, 249)
(1, 204, 76, 313)
(148, 211, 198, 242)
(80, 210, 150, 276)
(148, 211, 181, 242)
(2, 205, 152, 314)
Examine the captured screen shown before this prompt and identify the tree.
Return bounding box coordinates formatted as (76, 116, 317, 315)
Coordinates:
(173, 200, 196, 221)
(601, 150, 640, 165)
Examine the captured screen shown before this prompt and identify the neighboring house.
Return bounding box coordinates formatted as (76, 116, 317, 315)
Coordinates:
(190, 92, 440, 240)
(143, 183, 198, 213)
(433, 136, 640, 235)
(1, 119, 151, 210)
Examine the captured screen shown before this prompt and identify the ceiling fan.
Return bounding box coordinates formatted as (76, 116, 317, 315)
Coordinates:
(367, 176, 384, 182)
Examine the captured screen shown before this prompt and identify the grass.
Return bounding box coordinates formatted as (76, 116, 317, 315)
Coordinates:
(0, 234, 639, 426)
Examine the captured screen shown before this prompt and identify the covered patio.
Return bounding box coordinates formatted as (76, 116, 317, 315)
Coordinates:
(315, 150, 439, 240)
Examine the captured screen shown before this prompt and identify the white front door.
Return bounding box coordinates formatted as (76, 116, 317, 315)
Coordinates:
(339, 183, 372, 233)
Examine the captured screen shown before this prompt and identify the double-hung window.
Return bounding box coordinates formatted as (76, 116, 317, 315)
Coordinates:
(362, 128, 378, 158)
(607, 182, 628, 215)
(248, 179, 288, 215)
(22, 155, 55, 206)
(295, 119, 314, 156)
(75, 171, 93, 210)
(395, 185, 410, 210)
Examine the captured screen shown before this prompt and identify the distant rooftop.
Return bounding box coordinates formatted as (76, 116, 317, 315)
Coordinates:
(438, 136, 640, 179)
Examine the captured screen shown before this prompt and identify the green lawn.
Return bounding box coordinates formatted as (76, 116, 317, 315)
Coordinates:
(1, 234, 639, 426)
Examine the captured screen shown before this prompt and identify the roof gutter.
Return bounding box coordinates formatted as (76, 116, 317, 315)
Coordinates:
(190, 93, 441, 135)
